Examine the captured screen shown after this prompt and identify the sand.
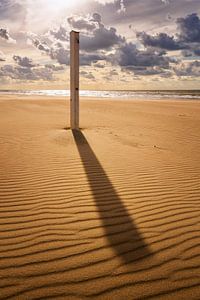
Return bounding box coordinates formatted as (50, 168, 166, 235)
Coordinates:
(0, 96, 200, 300)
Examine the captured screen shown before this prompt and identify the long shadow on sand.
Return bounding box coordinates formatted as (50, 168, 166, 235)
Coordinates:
(72, 130, 151, 266)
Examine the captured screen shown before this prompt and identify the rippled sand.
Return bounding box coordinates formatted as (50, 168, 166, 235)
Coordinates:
(0, 96, 200, 299)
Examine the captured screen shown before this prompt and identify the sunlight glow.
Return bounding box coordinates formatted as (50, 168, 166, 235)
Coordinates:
(47, 0, 88, 9)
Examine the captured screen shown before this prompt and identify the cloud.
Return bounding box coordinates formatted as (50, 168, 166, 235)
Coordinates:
(94, 62, 105, 68)
(50, 26, 69, 42)
(177, 13, 200, 43)
(0, 0, 26, 21)
(181, 45, 200, 57)
(108, 40, 178, 76)
(0, 51, 6, 61)
(0, 28, 10, 40)
(67, 14, 125, 51)
(173, 60, 200, 77)
(68, 15, 97, 31)
(193, 48, 200, 56)
(31, 13, 124, 66)
(29, 33, 70, 65)
(30, 12, 177, 76)
(109, 69, 118, 75)
(128, 66, 172, 76)
(19, 8, 200, 79)
(31, 38, 50, 53)
(0, 54, 64, 81)
(0, 27, 16, 43)
(80, 53, 105, 65)
(137, 32, 184, 50)
(80, 26, 125, 51)
(117, 0, 126, 14)
(0, 64, 55, 81)
(49, 44, 70, 65)
(45, 64, 65, 71)
(13, 55, 36, 68)
(161, 0, 170, 5)
(137, 13, 200, 58)
(96, 0, 115, 4)
(112, 42, 171, 68)
(92, 13, 102, 23)
(80, 70, 95, 80)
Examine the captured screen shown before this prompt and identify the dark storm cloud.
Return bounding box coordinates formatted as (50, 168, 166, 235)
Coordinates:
(13, 55, 36, 68)
(107, 39, 178, 76)
(137, 13, 200, 58)
(177, 13, 200, 43)
(137, 32, 184, 51)
(111, 42, 171, 68)
(67, 14, 125, 51)
(80, 26, 125, 51)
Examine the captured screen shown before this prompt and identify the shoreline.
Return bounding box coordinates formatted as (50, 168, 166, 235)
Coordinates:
(1, 94, 200, 103)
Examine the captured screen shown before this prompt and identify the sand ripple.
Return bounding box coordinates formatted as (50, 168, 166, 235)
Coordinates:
(0, 99, 200, 299)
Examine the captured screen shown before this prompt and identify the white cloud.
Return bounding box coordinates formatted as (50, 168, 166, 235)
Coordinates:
(117, 0, 126, 14)
(161, 0, 170, 5)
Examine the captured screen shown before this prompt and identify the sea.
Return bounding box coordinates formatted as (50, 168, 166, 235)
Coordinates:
(0, 89, 200, 100)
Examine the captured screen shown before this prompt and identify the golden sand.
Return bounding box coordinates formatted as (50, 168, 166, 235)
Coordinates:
(0, 96, 200, 299)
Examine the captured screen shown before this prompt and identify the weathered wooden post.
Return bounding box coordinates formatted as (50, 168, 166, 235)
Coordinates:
(70, 31, 79, 130)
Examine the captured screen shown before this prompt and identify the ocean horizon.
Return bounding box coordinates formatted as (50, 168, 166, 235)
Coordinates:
(0, 89, 200, 100)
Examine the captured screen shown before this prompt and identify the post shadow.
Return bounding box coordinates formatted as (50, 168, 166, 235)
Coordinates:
(72, 130, 151, 266)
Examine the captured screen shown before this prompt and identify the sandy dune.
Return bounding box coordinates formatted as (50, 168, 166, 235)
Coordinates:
(0, 96, 200, 299)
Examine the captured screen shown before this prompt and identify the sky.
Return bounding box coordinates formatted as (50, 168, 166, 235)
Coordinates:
(0, 0, 200, 90)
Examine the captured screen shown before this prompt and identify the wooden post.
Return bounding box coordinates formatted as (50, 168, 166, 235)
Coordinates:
(70, 31, 79, 130)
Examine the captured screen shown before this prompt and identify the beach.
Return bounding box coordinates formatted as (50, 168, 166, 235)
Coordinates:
(0, 96, 200, 299)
